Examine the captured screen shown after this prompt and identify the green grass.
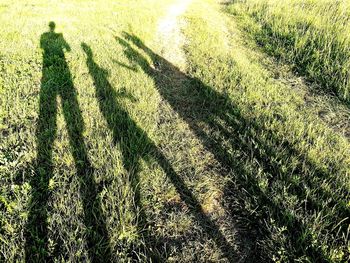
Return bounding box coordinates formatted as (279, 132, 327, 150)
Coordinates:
(0, 0, 236, 261)
(1, 0, 350, 262)
(227, 0, 350, 103)
(183, 0, 350, 261)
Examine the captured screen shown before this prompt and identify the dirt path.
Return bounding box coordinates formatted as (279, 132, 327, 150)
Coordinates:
(142, 0, 243, 261)
(156, 0, 192, 70)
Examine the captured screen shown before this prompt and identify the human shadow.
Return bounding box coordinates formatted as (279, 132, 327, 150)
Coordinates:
(116, 32, 349, 262)
(81, 42, 238, 261)
(25, 22, 111, 262)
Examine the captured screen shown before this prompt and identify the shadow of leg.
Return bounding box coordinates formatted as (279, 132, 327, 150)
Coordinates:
(81, 43, 151, 260)
(25, 77, 57, 262)
(60, 78, 112, 261)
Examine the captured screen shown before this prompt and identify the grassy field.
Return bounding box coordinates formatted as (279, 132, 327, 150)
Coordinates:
(1, 0, 350, 262)
(228, 0, 350, 103)
(184, 1, 350, 261)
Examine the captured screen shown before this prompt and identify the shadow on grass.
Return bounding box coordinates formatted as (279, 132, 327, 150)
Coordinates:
(25, 22, 111, 262)
(116, 32, 349, 262)
(81, 42, 237, 261)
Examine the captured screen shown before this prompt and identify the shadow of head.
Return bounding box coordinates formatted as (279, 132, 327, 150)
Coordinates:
(81, 42, 138, 102)
(116, 32, 148, 56)
(122, 32, 144, 48)
(81, 42, 93, 57)
(49, 21, 55, 32)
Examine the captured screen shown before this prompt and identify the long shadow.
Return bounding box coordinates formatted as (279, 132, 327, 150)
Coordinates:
(81, 43, 238, 261)
(116, 32, 349, 262)
(25, 22, 111, 262)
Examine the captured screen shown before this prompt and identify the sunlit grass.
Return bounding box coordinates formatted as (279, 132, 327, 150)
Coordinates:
(184, 0, 350, 261)
(1, 0, 350, 262)
(229, 0, 350, 103)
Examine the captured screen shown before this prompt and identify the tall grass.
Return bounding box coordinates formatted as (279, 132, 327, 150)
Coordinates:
(229, 0, 350, 103)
